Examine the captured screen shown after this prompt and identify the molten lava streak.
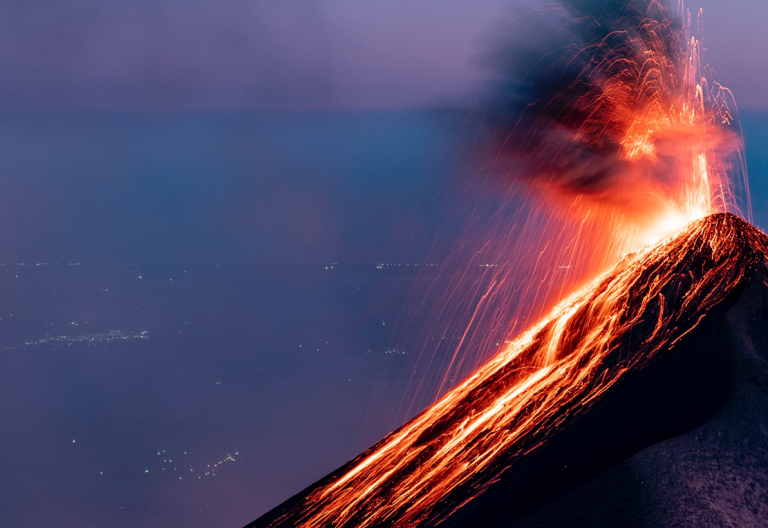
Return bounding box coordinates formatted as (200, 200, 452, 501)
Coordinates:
(253, 2, 757, 527)
(258, 215, 766, 528)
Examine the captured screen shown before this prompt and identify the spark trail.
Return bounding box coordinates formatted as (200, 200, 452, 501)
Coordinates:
(388, 0, 750, 409)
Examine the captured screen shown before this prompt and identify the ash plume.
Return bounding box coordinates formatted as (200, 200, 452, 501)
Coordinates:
(483, 0, 744, 218)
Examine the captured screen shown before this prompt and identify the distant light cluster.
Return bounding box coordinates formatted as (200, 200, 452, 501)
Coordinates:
(376, 263, 439, 269)
(0, 262, 138, 266)
(3, 330, 149, 351)
(151, 449, 240, 481)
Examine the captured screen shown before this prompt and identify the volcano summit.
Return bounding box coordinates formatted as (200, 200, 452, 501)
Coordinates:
(249, 213, 768, 527)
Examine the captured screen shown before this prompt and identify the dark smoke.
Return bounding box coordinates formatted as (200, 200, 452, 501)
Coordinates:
(482, 0, 739, 209)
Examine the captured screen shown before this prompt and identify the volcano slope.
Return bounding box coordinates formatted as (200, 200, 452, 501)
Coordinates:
(248, 213, 768, 528)
(508, 225, 768, 526)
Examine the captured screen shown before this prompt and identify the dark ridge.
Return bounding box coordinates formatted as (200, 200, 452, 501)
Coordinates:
(246, 213, 768, 528)
(507, 248, 768, 527)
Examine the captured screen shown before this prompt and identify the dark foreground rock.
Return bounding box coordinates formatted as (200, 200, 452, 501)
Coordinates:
(509, 272, 768, 527)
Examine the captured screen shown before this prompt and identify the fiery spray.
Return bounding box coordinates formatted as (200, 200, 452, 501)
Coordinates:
(253, 1, 754, 527)
(487, 0, 749, 239)
(385, 0, 751, 416)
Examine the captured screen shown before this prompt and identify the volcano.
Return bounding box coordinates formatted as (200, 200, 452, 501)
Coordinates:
(247, 213, 768, 527)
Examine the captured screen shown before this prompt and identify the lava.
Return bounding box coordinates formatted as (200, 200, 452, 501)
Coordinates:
(250, 1, 757, 526)
(254, 214, 766, 528)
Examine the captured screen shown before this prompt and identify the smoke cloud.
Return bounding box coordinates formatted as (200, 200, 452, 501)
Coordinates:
(482, 0, 743, 216)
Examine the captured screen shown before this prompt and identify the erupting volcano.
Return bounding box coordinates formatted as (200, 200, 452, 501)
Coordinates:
(248, 1, 766, 526)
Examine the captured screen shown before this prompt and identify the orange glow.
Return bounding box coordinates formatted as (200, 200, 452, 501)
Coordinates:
(260, 2, 754, 527)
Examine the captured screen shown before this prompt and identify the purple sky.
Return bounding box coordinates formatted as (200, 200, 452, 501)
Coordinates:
(1, 0, 765, 111)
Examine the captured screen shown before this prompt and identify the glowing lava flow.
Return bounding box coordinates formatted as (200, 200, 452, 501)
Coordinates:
(252, 2, 756, 527)
(258, 214, 766, 528)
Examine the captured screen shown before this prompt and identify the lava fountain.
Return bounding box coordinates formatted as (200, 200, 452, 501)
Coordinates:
(485, 0, 749, 241)
(249, 1, 757, 527)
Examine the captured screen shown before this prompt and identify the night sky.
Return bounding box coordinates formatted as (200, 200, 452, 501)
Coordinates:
(0, 1, 764, 112)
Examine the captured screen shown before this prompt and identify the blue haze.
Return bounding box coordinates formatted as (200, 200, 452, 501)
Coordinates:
(0, 112, 767, 527)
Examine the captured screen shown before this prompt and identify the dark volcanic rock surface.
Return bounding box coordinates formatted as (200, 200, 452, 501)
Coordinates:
(510, 272, 768, 527)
